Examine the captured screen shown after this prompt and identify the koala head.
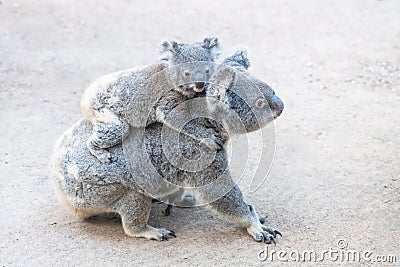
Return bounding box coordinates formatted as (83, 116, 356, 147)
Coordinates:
(207, 48, 284, 133)
(160, 37, 222, 95)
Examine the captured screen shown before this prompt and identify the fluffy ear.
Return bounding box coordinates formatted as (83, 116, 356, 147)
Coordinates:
(222, 47, 251, 70)
(159, 40, 179, 61)
(202, 37, 222, 60)
(233, 47, 250, 69)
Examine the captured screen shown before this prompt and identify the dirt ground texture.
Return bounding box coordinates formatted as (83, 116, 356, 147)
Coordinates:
(1, 0, 399, 266)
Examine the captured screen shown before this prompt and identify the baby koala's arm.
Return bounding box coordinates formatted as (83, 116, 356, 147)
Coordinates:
(155, 91, 221, 150)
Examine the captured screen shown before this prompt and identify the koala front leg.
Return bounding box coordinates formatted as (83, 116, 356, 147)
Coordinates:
(206, 185, 281, 244)
(156, 106, 221, 151)
(87, 109, 129, 163)
(112, 191, 176, 241)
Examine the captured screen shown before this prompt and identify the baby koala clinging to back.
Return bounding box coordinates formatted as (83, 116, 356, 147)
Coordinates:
(81, 37, 222, 163)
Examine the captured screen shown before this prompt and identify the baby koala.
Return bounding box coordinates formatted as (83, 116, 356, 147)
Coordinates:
(81, 38, 222, 163)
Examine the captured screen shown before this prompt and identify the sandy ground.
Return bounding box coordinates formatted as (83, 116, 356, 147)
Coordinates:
(1, 0, 399, 266)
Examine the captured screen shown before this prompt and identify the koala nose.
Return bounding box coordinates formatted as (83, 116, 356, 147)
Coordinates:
(195, 82, 205, 89)
(270, 95, 284, 116)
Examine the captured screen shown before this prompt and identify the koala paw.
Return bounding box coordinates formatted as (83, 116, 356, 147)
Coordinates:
(87, 143, 112, 163)
(155, 228, 176, 241)
(133, 226, 176, 241)
(247, 224, 282, 245)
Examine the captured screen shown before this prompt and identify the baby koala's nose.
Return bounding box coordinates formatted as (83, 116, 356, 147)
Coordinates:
(193, 71, 206, 91)
(195, 82, 205, 90)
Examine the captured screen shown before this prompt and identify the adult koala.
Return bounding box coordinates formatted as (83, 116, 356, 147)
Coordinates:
(50, 49, 284, 244)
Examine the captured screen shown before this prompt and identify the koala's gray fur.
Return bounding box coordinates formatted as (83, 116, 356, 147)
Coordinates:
(81, 37, 222, 163)
(51, 51, 284, 243)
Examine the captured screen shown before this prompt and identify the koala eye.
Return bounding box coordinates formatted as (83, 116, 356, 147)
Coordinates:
(205, 69, 210, 74)
(255, 98, 266, 109)
(184, 71, 191, 77)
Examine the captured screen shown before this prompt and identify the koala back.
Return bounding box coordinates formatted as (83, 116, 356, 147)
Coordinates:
(80, 62, 172, 126)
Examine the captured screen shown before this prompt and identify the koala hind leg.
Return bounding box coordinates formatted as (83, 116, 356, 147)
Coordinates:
(87, 109, 129, 163)
(206, 185, 281, 244)
(112, 192, 176, 241)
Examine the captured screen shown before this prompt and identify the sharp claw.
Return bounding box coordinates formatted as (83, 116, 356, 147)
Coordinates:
(261, 228, 280, 245)
(275, 230, 282, 237)
(263, 235, 276, 245)
(168, 230, 176, 237)
(266, 227, 282, 238)
(265, 227, 275, 237)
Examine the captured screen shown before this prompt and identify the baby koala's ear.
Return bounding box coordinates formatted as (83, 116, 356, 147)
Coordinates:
(202, 37, 222, 61)
(159, 40, 179, 61)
